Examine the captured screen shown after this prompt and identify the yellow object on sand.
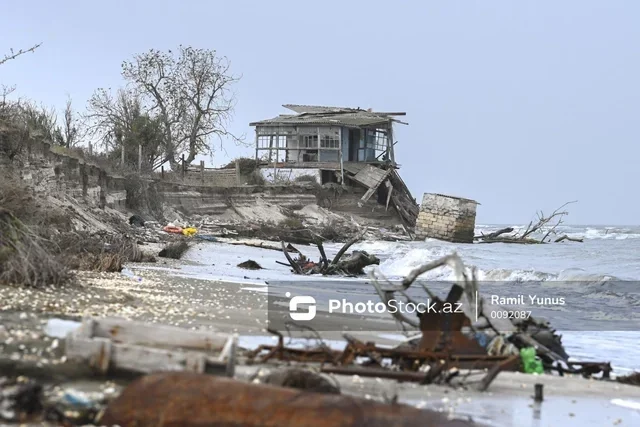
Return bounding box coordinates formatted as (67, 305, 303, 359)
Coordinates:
(182, 227, 198, 237)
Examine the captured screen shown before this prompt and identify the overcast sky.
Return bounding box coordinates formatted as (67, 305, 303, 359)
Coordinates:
(2, 1, 639, 225)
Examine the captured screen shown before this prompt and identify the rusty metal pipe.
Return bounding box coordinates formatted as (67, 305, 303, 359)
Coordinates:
(100, 372, 479, 427)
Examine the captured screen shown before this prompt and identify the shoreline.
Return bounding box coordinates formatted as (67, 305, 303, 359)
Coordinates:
(1, 242, 640, 426)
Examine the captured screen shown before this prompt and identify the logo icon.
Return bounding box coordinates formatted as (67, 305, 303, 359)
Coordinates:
(286, 292, 316, 321)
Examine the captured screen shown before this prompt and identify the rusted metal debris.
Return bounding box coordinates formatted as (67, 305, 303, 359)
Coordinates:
(99, 372, 478, 427)
(249, 252, 614, 389)
(246, 332, 518, 390)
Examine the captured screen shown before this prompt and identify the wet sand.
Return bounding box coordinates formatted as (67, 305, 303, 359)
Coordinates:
(1, 257, 639, 426)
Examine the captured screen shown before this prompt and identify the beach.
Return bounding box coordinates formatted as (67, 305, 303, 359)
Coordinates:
(1, 224, 639, 426)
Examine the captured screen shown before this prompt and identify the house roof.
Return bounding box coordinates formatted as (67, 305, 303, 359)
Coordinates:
(250, 104, 408, 128)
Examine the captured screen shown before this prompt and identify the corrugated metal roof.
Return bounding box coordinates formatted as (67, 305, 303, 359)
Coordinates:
(250, 111, 393, 127)
(283, 104, 366, 114)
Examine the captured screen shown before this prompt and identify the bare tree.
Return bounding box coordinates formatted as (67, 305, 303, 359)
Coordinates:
(87, 88, 166, 171)
(53, 96, 82, 147)
(121, 46, 244, 169)
(1, 43, 42, 66)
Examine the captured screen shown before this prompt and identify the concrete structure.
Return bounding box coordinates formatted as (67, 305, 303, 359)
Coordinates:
(415, 193, 479, 243)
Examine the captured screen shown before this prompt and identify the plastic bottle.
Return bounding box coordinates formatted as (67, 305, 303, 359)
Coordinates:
(520, 347, 544, 374)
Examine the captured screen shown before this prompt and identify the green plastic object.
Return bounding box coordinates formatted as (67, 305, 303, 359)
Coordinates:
(520, 347, 544, 374)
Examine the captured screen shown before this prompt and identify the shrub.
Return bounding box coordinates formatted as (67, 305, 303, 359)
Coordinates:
(246, 170, 266, 186)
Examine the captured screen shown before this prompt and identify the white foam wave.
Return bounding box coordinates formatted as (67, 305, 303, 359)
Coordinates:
(377, 247, 459, 279)
(476, 224, 640, 240)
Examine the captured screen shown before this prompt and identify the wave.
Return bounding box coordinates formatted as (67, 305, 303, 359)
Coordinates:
(377, 246, 619, 284)
(475, 224, 640, 240)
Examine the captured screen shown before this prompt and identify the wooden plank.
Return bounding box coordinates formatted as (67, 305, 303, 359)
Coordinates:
(89, 317, 230, 352)
(385, 181, 393, 211)
(353, 165, 388, 188)
(66, 335, 113, 374)
(357, 168, 392, 207)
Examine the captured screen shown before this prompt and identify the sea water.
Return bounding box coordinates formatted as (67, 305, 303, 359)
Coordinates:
(177, 224, 640, 373)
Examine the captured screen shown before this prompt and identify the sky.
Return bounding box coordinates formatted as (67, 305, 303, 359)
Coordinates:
(1, 1, 639, 225)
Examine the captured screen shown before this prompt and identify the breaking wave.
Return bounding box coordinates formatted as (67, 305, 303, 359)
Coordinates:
(376, 245, 619, 284)
(475, 224, 640, 240)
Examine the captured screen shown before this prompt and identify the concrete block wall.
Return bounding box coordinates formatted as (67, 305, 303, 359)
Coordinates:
(415, 193, 478, 243)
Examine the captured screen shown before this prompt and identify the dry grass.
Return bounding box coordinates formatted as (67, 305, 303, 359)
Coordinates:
(0, 208, 74, 287)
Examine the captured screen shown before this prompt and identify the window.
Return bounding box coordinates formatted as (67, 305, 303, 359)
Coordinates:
(301, 135, 318, 148)
(320, 134, 340, 149)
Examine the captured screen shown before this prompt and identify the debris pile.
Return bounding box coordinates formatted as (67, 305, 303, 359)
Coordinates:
(250, 253, 613, 389)
(280, 231, 380, 276)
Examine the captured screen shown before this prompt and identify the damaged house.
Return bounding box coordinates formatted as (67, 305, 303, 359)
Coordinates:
(250, 105, 419, 227)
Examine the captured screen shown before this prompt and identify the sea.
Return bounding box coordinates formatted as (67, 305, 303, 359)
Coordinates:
(179, 224, 640, 375)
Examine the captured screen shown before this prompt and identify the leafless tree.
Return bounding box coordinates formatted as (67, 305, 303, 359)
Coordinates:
(87, 88, 166, 171)
(0, 43, 42, 66)
(120, 46, 244, 169)
(53, 96, 82, 147)
(474, 201, 580, 244)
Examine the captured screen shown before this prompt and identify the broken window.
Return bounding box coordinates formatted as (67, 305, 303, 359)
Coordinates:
(301, 135, 318, 148)
(320, 134, 340, 149)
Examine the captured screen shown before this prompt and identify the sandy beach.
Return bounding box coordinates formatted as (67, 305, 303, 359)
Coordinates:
(1, 246, 639, 427)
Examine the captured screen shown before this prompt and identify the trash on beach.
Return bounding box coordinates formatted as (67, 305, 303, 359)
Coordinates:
(521, 347, 544, 374)
(64, 317, 237, 377)
(121, 267, 142, 281)
(162, 224, 183, 234)
(195, 234, 218, 242)
(247, 253, 614, 391)
(182, 227, 198, 237)
(0, 377, 43, 422)
(43, 318, 81, 339)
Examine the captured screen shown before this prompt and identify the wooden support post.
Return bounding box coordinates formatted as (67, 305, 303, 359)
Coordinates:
(255, 128, 259, 161)
(181, 154, 185, 178)
(138, 144, 142, 171)
(388, 124, 396, 166)
(161, 166, 165, 179)
(88, 142, 93, 156)
(121, 144, 125, 166)
(200, 160, 205, 184)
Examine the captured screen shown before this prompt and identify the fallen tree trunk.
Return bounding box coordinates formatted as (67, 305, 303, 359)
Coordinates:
(554, 235, 584, 243)
(474, 227, 514, 241)
(475, 201, 583, 244)
(280, 231, 379, 276)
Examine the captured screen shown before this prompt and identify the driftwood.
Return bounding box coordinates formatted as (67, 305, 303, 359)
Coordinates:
(281, 231, 379, 276)
(554, 235, 584, 243)
(369, 253, 571, 365)
(475, 201, 583, 244)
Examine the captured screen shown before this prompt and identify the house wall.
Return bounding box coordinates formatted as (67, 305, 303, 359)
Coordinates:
(414, 193, 477, 243)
